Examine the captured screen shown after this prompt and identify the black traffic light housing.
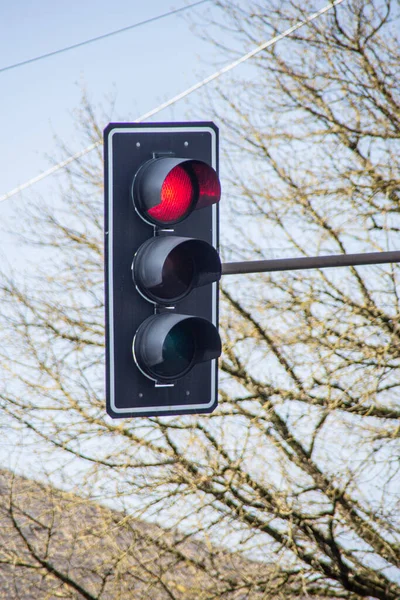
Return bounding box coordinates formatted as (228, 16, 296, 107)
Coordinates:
(104, 122, 221, 418)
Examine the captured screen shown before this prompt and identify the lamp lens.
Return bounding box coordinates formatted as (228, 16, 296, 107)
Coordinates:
(147, 165, 194, 223)
(155, 323, 195, 377)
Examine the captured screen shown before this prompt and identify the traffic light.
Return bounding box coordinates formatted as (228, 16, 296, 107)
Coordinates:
(104, 122, 221, 418)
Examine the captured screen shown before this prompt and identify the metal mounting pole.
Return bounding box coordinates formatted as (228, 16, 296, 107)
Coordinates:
(221, 251, 400, 276)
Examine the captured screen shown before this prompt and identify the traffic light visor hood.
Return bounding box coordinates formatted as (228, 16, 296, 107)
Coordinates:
(133, 313, 222, 383)
(132, 157, 221, 225)
(132, 236, 221, 304)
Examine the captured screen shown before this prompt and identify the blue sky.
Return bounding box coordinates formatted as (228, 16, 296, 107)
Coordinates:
(0, 0, 226, 208)
(0, 0, 234, 476)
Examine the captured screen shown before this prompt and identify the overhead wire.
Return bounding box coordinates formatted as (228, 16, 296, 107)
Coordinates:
(0, 0, 210, 74)
(0, 0, 346, 204)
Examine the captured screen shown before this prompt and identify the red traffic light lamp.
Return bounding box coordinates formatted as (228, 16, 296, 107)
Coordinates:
(132, 157, 221, 225)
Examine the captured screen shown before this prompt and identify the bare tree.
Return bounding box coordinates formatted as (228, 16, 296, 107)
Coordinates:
(0, 1, 399, 598)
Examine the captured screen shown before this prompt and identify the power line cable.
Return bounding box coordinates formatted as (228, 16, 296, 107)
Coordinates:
(0, 0, 345, 204)
(0, 0, 209, 74)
